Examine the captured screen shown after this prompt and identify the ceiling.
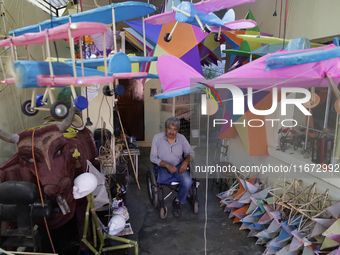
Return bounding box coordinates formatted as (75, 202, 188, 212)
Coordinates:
(25, 0, 71, 16)
(25, 0, 113, 16)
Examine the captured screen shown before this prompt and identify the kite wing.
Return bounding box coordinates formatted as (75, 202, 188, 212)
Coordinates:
(210, 19, 257, 32)
(144, 11, 176, 25)
(145, 0, 257, 25)
(10, 2, 157, 36)
(194, 0, 257, 13)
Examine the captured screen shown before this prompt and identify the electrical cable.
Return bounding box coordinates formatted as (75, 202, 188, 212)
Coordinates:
(105, 94, 114, 130)
(279, 0, 283, 38)
(94, 93, 105, 129)
(93, 0, 101, 7)
(2, 3, 17, 30)
(21, 0, 24, 28)
(282, 0, 288, 49)
(77, 0, 91, 122)
(32, 129, 56, 254)
(273, 0, 278, 16)
(204, 115, 209, 255)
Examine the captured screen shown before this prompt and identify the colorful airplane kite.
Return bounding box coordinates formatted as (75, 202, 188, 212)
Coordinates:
(2, 1, 157, 119)
(145, 0, 258, 42)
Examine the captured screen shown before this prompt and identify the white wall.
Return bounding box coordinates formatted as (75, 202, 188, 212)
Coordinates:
(83, 84, 114, 134)
(139, 79, 162, 147)
(83, 79, 162, 148)
(0, 0, 72, 166)
(233, 0, 340, 40)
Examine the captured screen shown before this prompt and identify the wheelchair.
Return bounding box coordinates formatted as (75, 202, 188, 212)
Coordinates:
(146, 164, 200, 219)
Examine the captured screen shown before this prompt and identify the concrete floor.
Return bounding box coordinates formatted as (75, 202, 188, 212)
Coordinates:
(36, 145, 265, 255)
(115, 147, 265, 255)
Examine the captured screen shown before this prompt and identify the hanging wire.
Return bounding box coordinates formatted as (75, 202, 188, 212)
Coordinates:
(93, 0, 101, 7)
(49, 1, 59, 62)
(273, 0, 278, 16)
(282, 0, 288, 49)
(105, 95, 114, 130)
(2, 0, 18, 30)
(204, 115, 209, 255)
(278, 0, 283, 38)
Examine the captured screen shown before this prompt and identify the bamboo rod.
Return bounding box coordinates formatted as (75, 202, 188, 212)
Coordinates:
(90, 208, 105, 244)
(0, 56, 7, 81)
(92, 215, 97, 247)
(102, 244, 134, 252)
(82, 238, 99, 255)
(39, 24, 46, 60)
(45, 33, 54, 84)
(112, 7, 117, 53)
(31, 88, 38, 108)
(142, 17, 146, 57)
(26, 44, 31, 60)
(116, 109, 140, 189)
(106, 234, 137, 244)
(102, 33, 108, 77)
(287, 203, 312, 219)
(83, 201, 91, 239)
(78, 36, 85, 77)
(326, 74, 340, 98)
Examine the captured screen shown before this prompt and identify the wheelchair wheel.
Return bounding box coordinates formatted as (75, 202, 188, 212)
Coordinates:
(194, 200, 199, 214)
(146, 170, 158, 207)
(160, 206, 167, 219)
(188, 180, 198, 201)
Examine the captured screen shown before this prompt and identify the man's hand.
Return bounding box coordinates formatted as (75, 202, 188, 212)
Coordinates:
(166, 163, 178, 173)
(179, 162, 188, 174)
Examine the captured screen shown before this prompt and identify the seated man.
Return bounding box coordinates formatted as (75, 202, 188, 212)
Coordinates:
(150, 116, 194, 218)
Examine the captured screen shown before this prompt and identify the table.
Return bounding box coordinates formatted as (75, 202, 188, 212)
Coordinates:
(120, 148, 140, 181)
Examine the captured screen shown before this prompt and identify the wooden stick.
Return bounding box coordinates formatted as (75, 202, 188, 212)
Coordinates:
(116, 109, 141, 189)
(112, 7, 117, 53)
(326, 74, 340, 98)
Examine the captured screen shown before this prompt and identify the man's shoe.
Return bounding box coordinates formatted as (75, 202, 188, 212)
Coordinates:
(172, 198, 181, 218)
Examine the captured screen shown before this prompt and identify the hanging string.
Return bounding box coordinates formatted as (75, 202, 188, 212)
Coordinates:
(204, 115, 209, 255)
(273, 0, 278, 16)
(49, 2, 59, 62)
(278, 0, 283, 38)
(2, 0, 20, 31)
(77, 0, 91, 124)
(282, 0, 289, 49)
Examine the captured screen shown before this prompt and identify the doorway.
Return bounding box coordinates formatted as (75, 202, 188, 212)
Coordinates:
(117, 79, 145, 141)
